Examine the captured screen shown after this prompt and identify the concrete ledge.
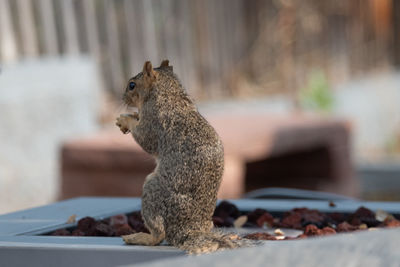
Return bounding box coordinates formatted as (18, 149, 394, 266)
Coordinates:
(135, 228, 400, 267)
(1, 197, 399, 267)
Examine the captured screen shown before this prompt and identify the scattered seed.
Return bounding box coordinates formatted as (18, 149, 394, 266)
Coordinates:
(67, 214, 77, 224)
(375, 209, 394, 222)
(233, 215, 248, 228)
(274, 229, 284, 236)
(228, 234, 240, 240)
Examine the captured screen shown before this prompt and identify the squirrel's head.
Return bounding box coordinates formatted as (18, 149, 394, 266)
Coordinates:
(123, 60, 173, 109)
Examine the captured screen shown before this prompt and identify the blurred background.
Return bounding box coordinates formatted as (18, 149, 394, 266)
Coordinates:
(1, 0, 400, 214)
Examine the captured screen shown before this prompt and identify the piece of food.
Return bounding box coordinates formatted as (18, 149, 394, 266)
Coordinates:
(233, 215, 248, 228)
(274, 229, 284, 236)
(66, 214, 77, 224)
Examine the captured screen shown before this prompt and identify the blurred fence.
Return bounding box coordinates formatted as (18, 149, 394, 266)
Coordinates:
(0, 0, 399, 100)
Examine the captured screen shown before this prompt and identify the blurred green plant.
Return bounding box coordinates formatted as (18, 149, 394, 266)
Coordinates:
(385, 133, 400, 157)
(299, 70, 334, 113)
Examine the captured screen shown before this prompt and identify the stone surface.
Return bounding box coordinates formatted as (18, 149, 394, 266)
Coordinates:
(133, 228, 400, 267)
(1, 197, 399, 267)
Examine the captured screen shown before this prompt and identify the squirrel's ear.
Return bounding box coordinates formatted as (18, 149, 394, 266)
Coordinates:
(159, 60, 169, 68)
(143, 61, 156, 78)
(159, 59, 173, 71)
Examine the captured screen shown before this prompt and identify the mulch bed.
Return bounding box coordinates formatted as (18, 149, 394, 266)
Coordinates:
(50, 201, 400, 240)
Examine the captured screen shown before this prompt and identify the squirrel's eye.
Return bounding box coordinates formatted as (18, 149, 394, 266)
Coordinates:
(129, 82, 136, 90)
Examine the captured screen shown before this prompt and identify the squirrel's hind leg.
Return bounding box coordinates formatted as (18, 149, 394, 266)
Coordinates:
(124, 173, 165, 246)
(123, 215, 165, 246)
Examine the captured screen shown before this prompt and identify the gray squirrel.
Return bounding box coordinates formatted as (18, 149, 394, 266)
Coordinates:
(116, 60, 252, 253)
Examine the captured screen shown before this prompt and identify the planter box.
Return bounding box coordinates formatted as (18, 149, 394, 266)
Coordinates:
(61, 114, 355, 201)
(0, 198, 183, 267)
(1, 197, 400, 267)
(358, 163, 400, 200)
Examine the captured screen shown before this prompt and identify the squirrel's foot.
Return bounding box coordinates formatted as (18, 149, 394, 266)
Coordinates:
(116, 113, 139, 134)
(122, 232, 159, 246)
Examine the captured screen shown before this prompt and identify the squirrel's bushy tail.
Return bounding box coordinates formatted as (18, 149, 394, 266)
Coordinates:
(178, 230, 258, 254)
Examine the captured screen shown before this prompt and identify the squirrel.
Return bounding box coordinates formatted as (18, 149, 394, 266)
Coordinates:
(116, 60, 253, 254)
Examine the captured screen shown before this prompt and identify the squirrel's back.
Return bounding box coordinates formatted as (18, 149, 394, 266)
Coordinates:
(121, 61, 256, 254)
(141, 67, 224, 181)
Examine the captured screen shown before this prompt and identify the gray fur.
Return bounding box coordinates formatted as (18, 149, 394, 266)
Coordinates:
(117, 61, 240, 253)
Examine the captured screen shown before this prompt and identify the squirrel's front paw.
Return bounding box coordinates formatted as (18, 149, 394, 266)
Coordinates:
(116, 113, 139, 134)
